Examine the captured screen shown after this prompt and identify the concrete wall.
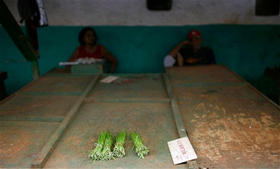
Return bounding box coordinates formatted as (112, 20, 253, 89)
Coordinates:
(4, 0, 280, 25)
(1, 25, 280, 95)
(1, 0, 280, 99)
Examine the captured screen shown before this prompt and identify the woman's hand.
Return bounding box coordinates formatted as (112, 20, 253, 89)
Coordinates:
(102, 47, 118, 73)
(68, 47, 79, 62)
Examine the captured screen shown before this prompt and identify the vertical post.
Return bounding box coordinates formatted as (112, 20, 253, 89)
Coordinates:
(0, 72, 7, 100)
(31, 60, 40, 79)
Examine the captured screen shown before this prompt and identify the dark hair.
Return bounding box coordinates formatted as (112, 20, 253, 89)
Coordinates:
(78, 27, 97, 46)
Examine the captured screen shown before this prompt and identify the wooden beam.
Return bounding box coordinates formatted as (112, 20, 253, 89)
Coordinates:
(0, 0, 40, 79)
(31, 75, 100, 168)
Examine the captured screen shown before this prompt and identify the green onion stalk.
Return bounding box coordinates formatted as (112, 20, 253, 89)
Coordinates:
(113, 131, 127, 158)
(130, 132, 149, 159)
(100, 131, 115, 160)
(89, 131, 107, 161)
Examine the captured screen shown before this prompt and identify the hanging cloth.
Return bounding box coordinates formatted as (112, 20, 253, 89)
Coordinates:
(36, 0, 48, 26)
(17, 0, 48, 26)
(17, 0, 48, 56)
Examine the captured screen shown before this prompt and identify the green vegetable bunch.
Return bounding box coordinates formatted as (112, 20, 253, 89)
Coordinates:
(130, 132, 149, 159)
(89, 131, 107, 160)
(89, 131, 115, 161)
(100, 132, 115, 160)
(113, 131, 127, 158)
(89, 131, 149, 161)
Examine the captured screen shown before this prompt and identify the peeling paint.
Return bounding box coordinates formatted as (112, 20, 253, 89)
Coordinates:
(167, 66, 280, 168)
(3, 0, 280, 25)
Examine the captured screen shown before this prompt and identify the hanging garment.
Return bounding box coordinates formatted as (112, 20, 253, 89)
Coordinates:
(17, 0, 48, 55)
(17, 0, 40, 24)
(36, 0, 48, 26)
(17, 0, 48, 26)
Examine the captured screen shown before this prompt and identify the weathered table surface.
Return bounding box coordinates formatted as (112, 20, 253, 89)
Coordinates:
(167, 65, 280, 169)
(0, 65, 279, 169)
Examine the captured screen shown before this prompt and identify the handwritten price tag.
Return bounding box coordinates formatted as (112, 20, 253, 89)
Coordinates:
(168, 137, 197, 165)
(100, 76, 119, 83)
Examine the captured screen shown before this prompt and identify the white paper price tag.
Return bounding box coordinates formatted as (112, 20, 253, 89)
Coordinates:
(100, 76, 119, 83)
(168, 137, 197, 165)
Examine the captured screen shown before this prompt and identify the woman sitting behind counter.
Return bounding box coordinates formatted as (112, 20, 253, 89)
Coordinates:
(69, 27, 117, 72)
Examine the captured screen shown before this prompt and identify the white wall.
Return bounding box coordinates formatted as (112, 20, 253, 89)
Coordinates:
(4, 0, 280, 25)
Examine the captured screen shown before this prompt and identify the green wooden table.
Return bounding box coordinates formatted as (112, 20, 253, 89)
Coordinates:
(0, 65, 279, 169)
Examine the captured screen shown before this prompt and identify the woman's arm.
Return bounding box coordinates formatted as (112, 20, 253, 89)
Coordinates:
(65, 47, 79, 72)
(68, 47, 79, 62)
(102, 47, 118, 73)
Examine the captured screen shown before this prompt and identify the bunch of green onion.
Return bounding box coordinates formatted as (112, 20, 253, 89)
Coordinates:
(113, 131, 127, 158)
(100, 132, 114, 160)
(89, 131, 107, 160)
(130, 132, 149, 159)
(89, 131, 149, 161)
(89, 131, 114, 161)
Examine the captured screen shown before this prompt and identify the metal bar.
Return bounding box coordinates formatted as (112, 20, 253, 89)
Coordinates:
(0, 115, 64, 122)
(163, 74, 187, 137)
(84, 98, 170, 103)
(174, 81, 245, 88)
(162, 74, 198, 169)
(31, 75, 100, 168)
(0, 0, 39, 79)
(21, 91, 83, 96)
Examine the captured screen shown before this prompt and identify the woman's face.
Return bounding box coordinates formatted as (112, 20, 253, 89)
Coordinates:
(84, 30, 96, 45)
